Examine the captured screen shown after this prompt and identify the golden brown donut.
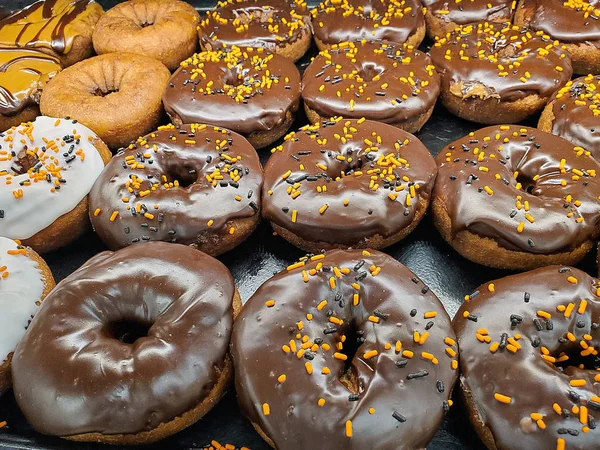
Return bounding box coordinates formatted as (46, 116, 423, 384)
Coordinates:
(0, 237, 55, 396)
(40, 52, 170, 149)
(92, 0, 200, 71)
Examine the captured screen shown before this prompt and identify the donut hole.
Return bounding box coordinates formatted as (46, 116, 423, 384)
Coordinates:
(106, 319, 153, 344)
(164, 165, 199, 188)
(552, 346, 600, 372)
(515, 172, 537, 194)
(92, 86, 120, 98)
(222, 69, 245, 87)
(11, 148, 39, 174)
(358, 63, 385, 82)
(337, 323, 363, 395)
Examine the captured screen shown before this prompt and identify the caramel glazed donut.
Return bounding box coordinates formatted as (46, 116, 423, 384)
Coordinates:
(163, 46, 301, 149)
(455, 266, 600, 450)
(0, 237, 55, 396)
(40, 52, 171, 150)
(0, 116, 111, 254)
(428, 22, 573, 125)
(92, 0, 200, 71)
(432, 125, 600, 271)
(199, 0, 312, 63)
(89, 123, 264, 256)
(0, 0, 104, 67)
(12, 242, 242, 445)
(310, 0, 426, 50)
(301, 40, 440, 134)
(232, 249, 459, 449)
(263, 118, 437, 252)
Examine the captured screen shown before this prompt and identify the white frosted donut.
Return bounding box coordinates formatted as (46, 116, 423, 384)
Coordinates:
(0, 116, 106, 240)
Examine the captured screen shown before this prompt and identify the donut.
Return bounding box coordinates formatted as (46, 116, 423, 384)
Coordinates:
(40, 53, 171, 149)
(422, 0, 517, 38)
(199, 0, 312, 63)
(455, 265, 600, 450)
(92, 0, 200, 71)
(0, 0, 104, 67)
(539, 75, 600, 163)
(12, 241, 241, 445)
(263, 117, 437, 252)
(515, 0, 600, 75)
(0, 47, 62, 131)
(232, 249, 459, 449)
(0, 7, 8, 20)
(429, 22, 573, 125)
(0, 116, 111, 254)
(311, 0, 425, 50)
(163, 46, 301, 149)
(301, 41, 440, 133)
(89, 123, 264, 256)
(0, 237, 55, 396)
(432, 125, 600, 271)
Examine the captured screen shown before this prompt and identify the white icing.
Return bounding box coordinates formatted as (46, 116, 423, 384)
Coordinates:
(0, 236, 46, 363)
(0, 116, 106, 239)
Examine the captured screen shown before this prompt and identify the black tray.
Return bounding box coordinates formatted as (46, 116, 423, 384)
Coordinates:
(1, 1, 597, 449)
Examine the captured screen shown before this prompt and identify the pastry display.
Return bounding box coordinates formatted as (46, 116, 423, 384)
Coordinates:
(0, 236, 55, 396)
(232, 249, 458, 450)
(302, 41, 440, 133)
(433, 125, 600, 270)
(455, 266, 600, 450)
(12, 242, 241, 445)
(89, 123, 263, 255)
(0, 116, 111, 253)
(40, 52, 170, 149)
(92, 0, 200, 71)
(263, 118, 437, 252)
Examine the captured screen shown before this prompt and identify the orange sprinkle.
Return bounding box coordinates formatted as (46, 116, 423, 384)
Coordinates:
(318, 398, 326, 407)
(334, 352, 347, 361)
(262, 403, 270, 415)
(363, 350, 378, 359)
(494, 393, 512, 404)
(570, 379, 586, 387)
(345, 420, 352, 438)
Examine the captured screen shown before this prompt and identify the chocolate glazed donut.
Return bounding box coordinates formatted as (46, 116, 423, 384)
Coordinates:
(232, 249, 459, 450)
(12, 242, 241, 445)
(432, 125, 600, 270)
(89, 123, 263, 256)
(455, 266, 600, 450)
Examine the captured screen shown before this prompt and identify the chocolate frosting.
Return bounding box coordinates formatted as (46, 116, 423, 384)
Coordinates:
(262, 118, 437, 245)
(199, 0, 311, 51)
(311, 0, 424, 46)
(423, 0, 516, 25)
(429, 22, 573, 102)
(0, 47, 62, 116)
(548, 75, 600, 162)
(89, 123, 263, 251)
(163, 46, 301, 137)
(12, 242, 235, 436)
(454, 266, 600, 450)
(232, 249, 458, 450)
(433, 125, 600, 254)
(302, 41, 440, 124)
(0, 8, 8, 21)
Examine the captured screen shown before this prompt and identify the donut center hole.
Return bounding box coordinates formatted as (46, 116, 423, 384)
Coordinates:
(106, 319, 152, 344)
(515, 173, 536, 194)
(11, 148, 38, 174)
(165, 165, 198, 188)
(358, 63, 384, 82)
(93, 87, 119, 97)
(552, 346, 600, 372)
(139, 20, 154, 28)
(223, 70, 245, 87)
(338, 324, 363, 395)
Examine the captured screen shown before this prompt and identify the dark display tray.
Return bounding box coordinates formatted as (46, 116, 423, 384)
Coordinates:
(1, 1, 598, 449)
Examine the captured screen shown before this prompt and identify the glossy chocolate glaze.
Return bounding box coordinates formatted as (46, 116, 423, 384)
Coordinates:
(262, 118, 437, 245)
(302, 41, 440, 123)
(423, 0, 516, 25)
(429, 22, 572, 102)
(434, 125, 600, 254)
(0, 47, 61, 116)
(232, 249, 458, 450)
(455, 266, 600, 450)
(199, 0, 311, 51)
(163, 47, 301, 137)
(311, 0, 424, 46)
(12, 242, 235, 436)
(89, 123, 263, 251)
(548, 75, 600, 162)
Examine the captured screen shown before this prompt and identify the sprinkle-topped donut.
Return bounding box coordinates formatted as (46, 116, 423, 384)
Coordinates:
(89, 123, 263, 256)
(455, 266, 600, 450)
(432, 125, 600, 270)
(262, 117, 437, 252)
(310, 0, 425, 49)
(0, 0, 104, 67)
(539, 75, 600, 163)
(163, 46, 301, 149)
(199, 0, 312, 62)
(232, 249, 459, 450)
(301, 41, 440, 133)
(0, 116, 110, 253)
(429, 22, 573, 124)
